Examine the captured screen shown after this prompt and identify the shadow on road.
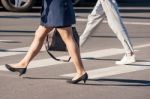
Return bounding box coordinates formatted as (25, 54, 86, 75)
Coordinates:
(0, 30, 35, 33)
(122, 16, 150, 20)
(75, 7, 150, 13)
(0, 49, 27, 52)
(23, 77, 150, 87)
(0, 15, 40, 19)
(85, 78, 150, 87)
(91, 36, 150, 39)
(119, 8, 150, 13)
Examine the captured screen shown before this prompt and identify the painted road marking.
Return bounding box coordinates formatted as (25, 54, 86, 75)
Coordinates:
(0, 43, 149, 71)
(0, 48, 124, 71)
(77, 18, 150, 26)
(61, 62, 150, 79)
(0, 47, 45, 58)
(0, 43, 149, 58)
(0, 40, 16, 42)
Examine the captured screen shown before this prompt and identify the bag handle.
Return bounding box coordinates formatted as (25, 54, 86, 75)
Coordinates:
(45, 34, 71, 62)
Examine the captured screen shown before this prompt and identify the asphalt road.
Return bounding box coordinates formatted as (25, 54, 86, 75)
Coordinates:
(0, 6, 150, 99)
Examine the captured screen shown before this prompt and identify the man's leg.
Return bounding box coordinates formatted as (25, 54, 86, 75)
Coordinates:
(80, 0, 106, 46)
(100, 0, 135, 64)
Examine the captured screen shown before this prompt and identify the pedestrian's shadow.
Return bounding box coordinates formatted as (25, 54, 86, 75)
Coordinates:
(23, 59, 150, 86)
(80, 78, 150, 86)
(23, 77, 69, 80)
(23, 76, 150, 87)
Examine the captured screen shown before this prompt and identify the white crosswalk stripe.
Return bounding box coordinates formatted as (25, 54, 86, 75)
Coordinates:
(0, 48, 124, 71)
(0, 47, 45, 58)
(60, 43, 150, 78)
(77, 18, 150, 26)
(0, 40, 16, 42)
(61, 62, 150, 79)
(0, 43, 150, 79)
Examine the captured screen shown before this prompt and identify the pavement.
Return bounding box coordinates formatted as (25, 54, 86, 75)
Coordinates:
(0, 6, 150, 99)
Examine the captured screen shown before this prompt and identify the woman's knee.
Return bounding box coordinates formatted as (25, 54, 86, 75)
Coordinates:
(57, 27, 73, 41)
(34, 26, 51, 40)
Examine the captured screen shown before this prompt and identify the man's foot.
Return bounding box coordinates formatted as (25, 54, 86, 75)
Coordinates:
(115, 54, 136, 65)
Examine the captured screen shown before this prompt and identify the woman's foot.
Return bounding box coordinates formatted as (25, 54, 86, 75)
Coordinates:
(5, 63, 27, 76)
(67, 72, 88, 84)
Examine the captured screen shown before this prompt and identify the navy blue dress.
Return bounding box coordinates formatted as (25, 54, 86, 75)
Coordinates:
(40, 0, 76, 28)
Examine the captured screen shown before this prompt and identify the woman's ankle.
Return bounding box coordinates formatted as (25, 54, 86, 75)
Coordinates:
(77, 70, 86, 75)
(17, 62, 28, 68)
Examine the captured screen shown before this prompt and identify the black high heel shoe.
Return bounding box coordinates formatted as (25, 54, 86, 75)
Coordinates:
(5, 64, 27, 76)
(67, 73, 88, 84)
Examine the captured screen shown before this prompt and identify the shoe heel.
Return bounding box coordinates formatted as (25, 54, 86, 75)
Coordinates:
(83, 73, 88, 84)
(83, 79, 87, 84)
(18, 68, 26, 76)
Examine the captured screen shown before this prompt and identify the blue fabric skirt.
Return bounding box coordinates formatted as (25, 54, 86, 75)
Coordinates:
(40, 0, 76, 28)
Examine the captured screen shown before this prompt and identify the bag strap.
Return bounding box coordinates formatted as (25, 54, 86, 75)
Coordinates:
(45, 34, 71, 62)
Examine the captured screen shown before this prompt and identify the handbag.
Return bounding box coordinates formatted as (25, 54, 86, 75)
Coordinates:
(45, 27, 79, 62)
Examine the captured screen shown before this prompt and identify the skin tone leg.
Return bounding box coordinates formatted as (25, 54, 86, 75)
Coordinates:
(57, 27, 86, 80)
(10, 25, 86, 80)
(11, 25, 52, 68)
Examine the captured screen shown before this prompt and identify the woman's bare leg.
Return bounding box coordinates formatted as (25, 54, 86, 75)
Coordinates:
(12, 25, 52, 68)
(57, 27, 86, 80)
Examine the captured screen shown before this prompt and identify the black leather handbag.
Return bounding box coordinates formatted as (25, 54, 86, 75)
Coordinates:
(45, 27, 79, 62)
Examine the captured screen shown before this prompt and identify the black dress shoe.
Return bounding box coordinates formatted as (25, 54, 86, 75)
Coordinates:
(5, 64, 27, 76)
(67, 73, 88, 84)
